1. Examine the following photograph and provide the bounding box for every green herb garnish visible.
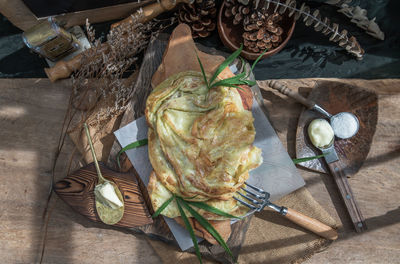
[176,197,202,263]
[116,138,148,169]
[188,201,239,219]
[177,197,235,262]
[151,195,174,218]
[196,44,267,91]
[151,195,239,263]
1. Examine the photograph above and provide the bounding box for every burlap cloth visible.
[146,187,336,264]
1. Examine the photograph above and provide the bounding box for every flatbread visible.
[146,71,262,220]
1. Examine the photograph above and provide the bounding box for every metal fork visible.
[234,182,338,240]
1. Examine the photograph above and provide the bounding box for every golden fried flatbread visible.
[146,71,262,220]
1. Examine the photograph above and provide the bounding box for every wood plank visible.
[0,78,399,263]
[0,78,160,263]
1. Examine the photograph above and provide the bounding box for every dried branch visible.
[262,0,365,60]
[335,4,384,40]
[70,16,176,131]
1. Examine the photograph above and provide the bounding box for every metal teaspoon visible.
[264,80,359,139]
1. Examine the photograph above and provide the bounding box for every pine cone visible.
[178,0,217,38]
[224,0,284,53]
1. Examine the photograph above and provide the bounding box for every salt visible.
[330,112,359,139]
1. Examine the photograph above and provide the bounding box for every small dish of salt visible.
[330,112,360,139]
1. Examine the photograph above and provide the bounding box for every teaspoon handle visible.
[265,80,316,109]
[84,123,106,184]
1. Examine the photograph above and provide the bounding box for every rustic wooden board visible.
[295,81,378,175]
[54,162,153,228]
[1,78,400,263]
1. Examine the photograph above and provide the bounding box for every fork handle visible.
[283,207,338,240]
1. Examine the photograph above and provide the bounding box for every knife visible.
[318,143,367,232]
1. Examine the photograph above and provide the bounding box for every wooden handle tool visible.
[263,80,317,109]
[317,141,367,233]
[111,0,192,29]
[328,161,367,232]
[44,0,192,82]
[283,207,338,240]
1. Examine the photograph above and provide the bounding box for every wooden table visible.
[1,78,399,263]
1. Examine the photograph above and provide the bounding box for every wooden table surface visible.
[1,78,399,263]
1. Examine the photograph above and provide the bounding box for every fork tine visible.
[237,191,263,205]
[233,197,259,211]
[245,182,267,194]
[241,187,264,200]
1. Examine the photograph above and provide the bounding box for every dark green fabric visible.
[1,0,399,79]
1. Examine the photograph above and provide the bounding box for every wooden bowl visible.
[217,1,296,61]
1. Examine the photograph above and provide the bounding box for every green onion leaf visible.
[238,79,256,86]
[187,201,240,219]
[250,48,267,73]
[177,197,235,262]
[196,53,210,90]
[210,72,247,88]
[292,154,326,164]
[151,195,174,218]
[117,138,148,169]
[176,198,202,264]
[209,44,243,87]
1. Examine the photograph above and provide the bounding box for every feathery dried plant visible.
[323,0,385,40]
[70,15,176,132]
[260,0,365,59]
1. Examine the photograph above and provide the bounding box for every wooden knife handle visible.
[284,207,338,240]
[111,0,191,29]
[266,80,316,109]
[328,161,367,232]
